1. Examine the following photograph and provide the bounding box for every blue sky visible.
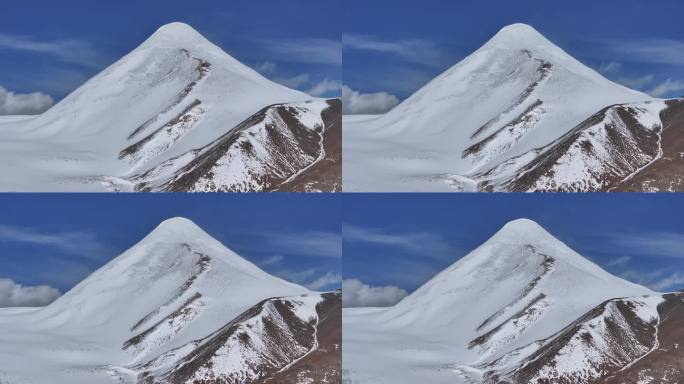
[343,194,684,305]
[343,0,684,108]
[0,194,341,305]
[0,0,341,104]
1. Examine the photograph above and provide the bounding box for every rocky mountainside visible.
[0,218,341,384]
[342,219,683,384]
[343,23,682,192]
[0,22,340,192]
[485,293,684,384]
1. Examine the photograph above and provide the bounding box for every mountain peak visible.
[153,22,202,38]
[484,23,554,50]
[489,218,556,244]
[142,22,211,48]
[144,217,213,243]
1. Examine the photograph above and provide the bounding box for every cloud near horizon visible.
[0,86,54,115]
[342,278,407,307]
[0,278,61,307]
[342,85,399,114]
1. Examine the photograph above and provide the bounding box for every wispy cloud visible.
[649,78,684,97]
[616,74,655,90]
[343,225,456,260]
[607,38,684,66]
[619,269,684,292]
[598,61,622,74]
[0,224,113,260]
[268,231,342,258]
[259,254,284,267]
[609,232,684,259]
[263,38,341,65]
[343,34,447,68]
[253,61,277,75]
[0,33,105,68]
[605,255,631,267]
[342,278,407,307]
[275,73,311,88]
[342,85,399,114]
[0,278,60,307]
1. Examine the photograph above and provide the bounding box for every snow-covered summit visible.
[0,217,337,384]
[483,23,555,50]
[0,21,339,192]
[27,217,308,358]
[343,23,656,192]
[343,219,657,384]
[143,216,215,243]
[374,218,651,363]
[488,218,551,242]
[143,22,212,47]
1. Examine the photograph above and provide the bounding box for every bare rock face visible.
[254,291,342,384]
[599,293,684,384]
[272,99,342,192]
[613,99,684,192]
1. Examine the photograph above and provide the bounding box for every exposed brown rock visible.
[271,99,342,192]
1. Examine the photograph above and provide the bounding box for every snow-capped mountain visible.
[0,218,341,384]
[342,219,683,384]
[343,23,683,192]
[0,22,340,192]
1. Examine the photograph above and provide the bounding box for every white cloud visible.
[275,74,342,97]
[0,278,60,307]
[342,278,407,307]
[275,74,310,89]
[341,85,400,115]
[264,38,341,65]
[0,224,111,260]
[649,78,684,97]
[254,61,276,75]
[308,78,341,97]
[0,86,54,115]
[308,271,341,290]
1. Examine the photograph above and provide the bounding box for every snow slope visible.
[343,23,662,192]
[342,219,653,384]
[0,217,335,384]
[0,22,338,192]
